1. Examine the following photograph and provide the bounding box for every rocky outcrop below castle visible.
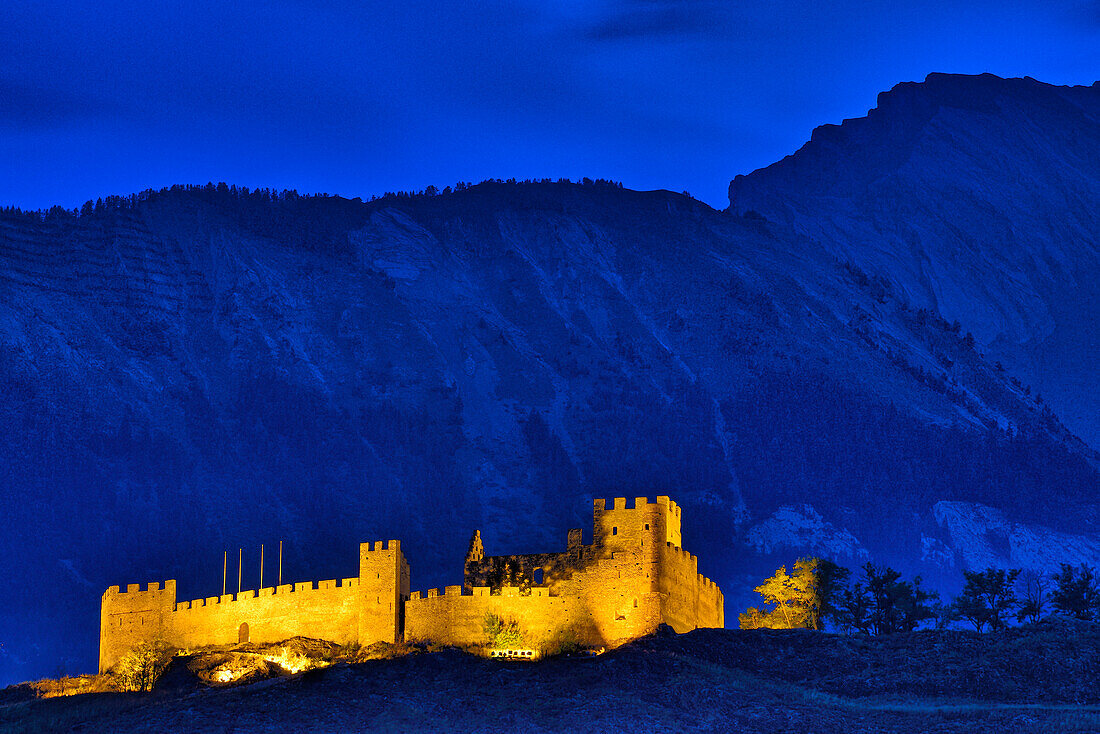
[7,621,1100,733]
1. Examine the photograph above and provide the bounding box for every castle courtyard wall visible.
[170,579,361,651]
[100,579,364,672]
[404,584,664,651]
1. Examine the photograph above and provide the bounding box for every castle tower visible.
[358,540,410,644]
[592,496,682,551]
[99,580,177,674]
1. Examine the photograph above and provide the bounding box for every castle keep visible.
[100,497,723,672]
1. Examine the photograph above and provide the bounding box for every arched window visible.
[239,622,250,644]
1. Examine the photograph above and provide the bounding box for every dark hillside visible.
[5,623,1100,733]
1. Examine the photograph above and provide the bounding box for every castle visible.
[99,496,724,672]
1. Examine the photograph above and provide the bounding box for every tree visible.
[841,563,939,635]
[836,579,873,634]
[950,568,1020,632]
[740,563,802,629]
[1016,570,1049,624]
[114,641,174,692]
[814,558,852,630]
[739,557,849,630]
[1051,564,1099,620]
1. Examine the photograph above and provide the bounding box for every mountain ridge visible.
[728,72,1100,446]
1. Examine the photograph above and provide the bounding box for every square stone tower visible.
[357,540,410,644]
[592,495,682,551]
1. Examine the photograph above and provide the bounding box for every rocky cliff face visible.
[3,75,1100,684]
[729,72,1100,447]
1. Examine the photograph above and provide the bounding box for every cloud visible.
[1085,0,1100,25]
[0,77,116,128]
[583,0,730,41]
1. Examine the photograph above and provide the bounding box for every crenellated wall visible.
[99,540,410,673]
[657,542,724,632]
[100,581,177,674]
[404,580,664,651]
[100,497,721,670]
[170,578,362,652]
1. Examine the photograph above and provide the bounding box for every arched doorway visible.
[238,622,250,643]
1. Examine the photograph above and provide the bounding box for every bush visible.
[542,628,583,657]
[112,641,174,692]
[483,613,524,649]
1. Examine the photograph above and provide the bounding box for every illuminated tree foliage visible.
[113,641,174,692]
[949,568,1021,632]
[739,557,849,630]
[483,613,524,649]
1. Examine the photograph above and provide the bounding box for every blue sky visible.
[1,0,1098,210]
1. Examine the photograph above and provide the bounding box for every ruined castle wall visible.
[404,586,597,650]
[464,547,596,594]
[99,581,177,673]
[170,579,361,650]
[100,498,723,668]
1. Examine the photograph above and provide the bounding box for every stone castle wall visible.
[406,548,667,650]
[99,581,178,674]
[407,496,720,651]
[99,498,723,671]
[99,540,407,673]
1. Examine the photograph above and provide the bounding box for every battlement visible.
[176,577,359,612]
[593,495,680,516]
[663,541,697,563]
[410,584,554,601]
[103,580,176,598]
[363,539,402,552]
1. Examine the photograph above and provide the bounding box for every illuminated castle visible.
[99,496,724,672]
